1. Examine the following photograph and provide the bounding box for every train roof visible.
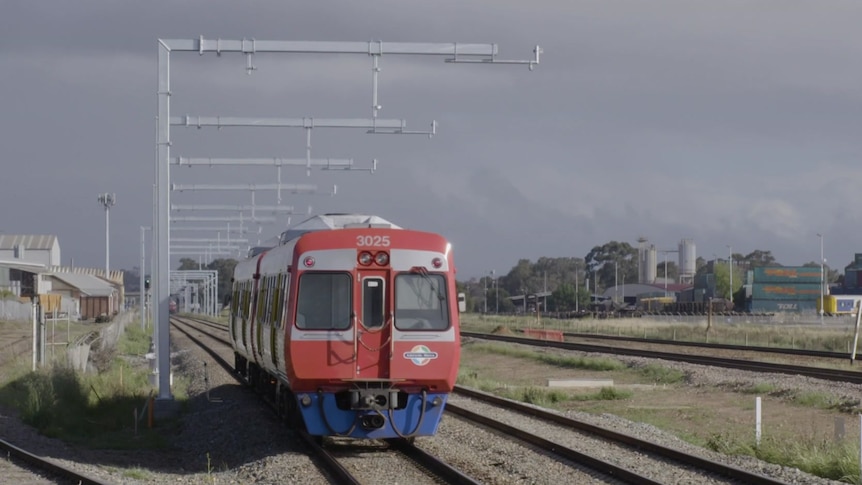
[279,214,401,244]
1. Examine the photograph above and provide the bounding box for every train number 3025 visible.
[356,235,391,247]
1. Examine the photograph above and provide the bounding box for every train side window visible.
[362,278,385,329]
[394,274,449,331]
[296,273,351,330]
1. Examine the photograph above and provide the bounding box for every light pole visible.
[483,274,488,314]
[98,193,116,279]
[727,244,732,302]
[818,233,824,324]
[614,260,618,303]
[492,270,498,314]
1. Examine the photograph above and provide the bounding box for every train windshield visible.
[296,273,352,330]
[394,273,449,331]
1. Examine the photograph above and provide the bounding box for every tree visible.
[656,261,678,281]
[584,241,637,291]
[695,256,706,274]
[123,266,141,292]
[175,257,238,305]
[742,250,777,268]
[549,283,576,311]
[801,261,838,284]
[713,263,742,302]
[177,258,200,271]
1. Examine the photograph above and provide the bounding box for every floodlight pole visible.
[98,193,116,279]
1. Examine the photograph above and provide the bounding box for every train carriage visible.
[230,214,460,439]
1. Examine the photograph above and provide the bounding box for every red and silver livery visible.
[230,214,460,439]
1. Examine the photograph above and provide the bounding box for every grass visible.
[467,342,626,371]
[460,313,862,353]
[459,331,862,483]
[458,368,633,407]
[706,434,860,483]
[120,467,152,480]
[638,363,685,384]
[740,382,777,394]
[0,324,189,449]
[118,324,153,356]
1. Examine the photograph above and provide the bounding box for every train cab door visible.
[355,271,391,379]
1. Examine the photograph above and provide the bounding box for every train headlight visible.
[303,257,315,268]
[299,394,312,407]
[358,251,373,266]
[432,257,443,269]
[374,251,389,266]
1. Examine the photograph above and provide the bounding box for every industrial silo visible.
[642,244,657,284]
[678,239,696,284]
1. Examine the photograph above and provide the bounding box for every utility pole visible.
[483,275,488,314]
[727,244,733,302]
[140,226,151,331]
[492,270,498,314]
[575,268,579,312]
[818,233,824,324]
[98,193,116,279]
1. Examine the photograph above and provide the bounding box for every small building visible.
[0,234,60,297]
[44,272,119,320]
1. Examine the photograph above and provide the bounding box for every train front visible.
[286,228,460,439]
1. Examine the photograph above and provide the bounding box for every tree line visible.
[118,241,844,314]
[458,242,843,313]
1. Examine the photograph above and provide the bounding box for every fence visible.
[0,298,78,322]
[66,310,135,372]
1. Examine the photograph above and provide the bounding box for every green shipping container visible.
[750,283,821,300]
[752,267,822,284]
[748,299,818,312]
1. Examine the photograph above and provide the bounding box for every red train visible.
[229,214,461,439]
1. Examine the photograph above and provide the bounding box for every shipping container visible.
[747,299,818,312]
[750,283,821,300]
[817,295,862,315]
[751,267,822,284]
[80,296,110,320]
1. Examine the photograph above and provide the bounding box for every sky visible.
[2,1,862,280]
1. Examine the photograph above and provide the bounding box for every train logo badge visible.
[404,345,438,366]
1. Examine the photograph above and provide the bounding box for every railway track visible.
[462,331,862,384]
[181,316,801,483]
[171,315,478,484]
[450,386,786,484]
[563,330,851,360]
[0,437,112,485]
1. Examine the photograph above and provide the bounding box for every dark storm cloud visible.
[2,1,862,278]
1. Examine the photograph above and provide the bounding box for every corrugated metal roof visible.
[0,235,57,250]
[0,260,47,272]
[49,272,116,297]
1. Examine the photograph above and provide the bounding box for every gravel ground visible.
[0,324,856,484]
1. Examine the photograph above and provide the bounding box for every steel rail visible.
[562,331,849,360]
[172,316,475,484]
[461,331,862,384]
[0,437,113,485]
[454,386,789,485]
